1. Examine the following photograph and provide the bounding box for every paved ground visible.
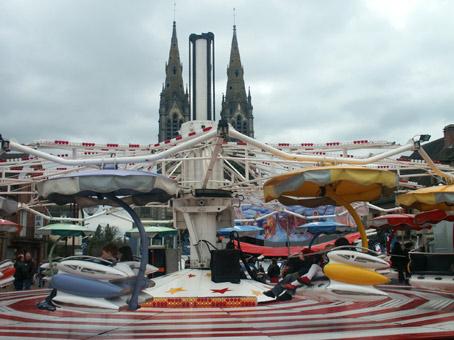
[0,287,453,339]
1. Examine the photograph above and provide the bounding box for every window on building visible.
[166,118,172,138]
[134,207,153,218]
[236,116,243,131]
[170,113,180,138]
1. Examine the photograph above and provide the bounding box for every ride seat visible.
[113,263,135,277]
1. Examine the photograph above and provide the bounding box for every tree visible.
[87,224,123,256]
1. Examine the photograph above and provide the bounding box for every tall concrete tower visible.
[189,32,215,121]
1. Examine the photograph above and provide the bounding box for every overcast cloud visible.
[1,0,453,146]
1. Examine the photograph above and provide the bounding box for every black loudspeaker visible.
[210,249,241,283]
[149,248,166,277]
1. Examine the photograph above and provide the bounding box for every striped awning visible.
[0,219,21,233]
[370,214,424,231]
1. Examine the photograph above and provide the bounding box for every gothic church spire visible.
[225,25,247,102]
[158,21,190,142]
[221,25,254,138]
[164,21,184,93]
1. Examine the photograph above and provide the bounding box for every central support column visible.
[176,121,232,268]
[174,195,233,268]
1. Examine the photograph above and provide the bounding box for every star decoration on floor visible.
[166,287,186,294]
[211,288,231,294]
[188,273,196,278]
[251,289,263,296]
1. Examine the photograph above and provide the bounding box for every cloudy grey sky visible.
[1,0,453,146]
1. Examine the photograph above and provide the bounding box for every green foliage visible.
[46,238,73,258]
[87,224,123,256]
[104,224,118,244]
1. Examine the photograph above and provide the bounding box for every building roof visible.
[410,137,454,164]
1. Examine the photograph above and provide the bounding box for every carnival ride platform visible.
[0,286,453,339]
[141,269,274,308]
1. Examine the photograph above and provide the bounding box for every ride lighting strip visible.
[3,124,450,175]
[31,136,394,152]
[142,296,257,308]
[8,128,218,166]
[228,127,416,165]
[29,126,217,151]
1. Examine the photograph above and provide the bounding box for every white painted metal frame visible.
[1,125,453,221]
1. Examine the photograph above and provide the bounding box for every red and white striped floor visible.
[0,287,453,339]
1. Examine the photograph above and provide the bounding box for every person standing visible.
[403,241,413,284]
[215,233,224,247]
[391,241,405,283]
[23,252,36,290]
[14,254,25,291]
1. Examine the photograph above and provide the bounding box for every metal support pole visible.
[105,194,148,311]
[202,137,224,189]
[46,236,63,276]
[182,212,202,264]
[7,129,218,166]
[325,186,369,249]
[417,146,454,184]
[228,127,415,165]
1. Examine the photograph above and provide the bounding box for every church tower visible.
[158,21,190,142]
[220,25,254,137]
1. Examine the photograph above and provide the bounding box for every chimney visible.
[443,124,454,148]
